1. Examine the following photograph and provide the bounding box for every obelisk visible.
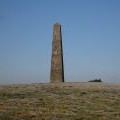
[50,23,64,83]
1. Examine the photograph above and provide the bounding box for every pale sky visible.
[0,0,120,84]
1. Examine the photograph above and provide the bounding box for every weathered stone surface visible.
[50,23,64,83]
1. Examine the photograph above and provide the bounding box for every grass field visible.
[0,82,120,120]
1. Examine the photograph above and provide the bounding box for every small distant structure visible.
[50,23,64,83]
[89,79,102,82]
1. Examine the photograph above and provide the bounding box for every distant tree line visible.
[88,79,102,82]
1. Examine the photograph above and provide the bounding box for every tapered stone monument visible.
[50,23,64,83]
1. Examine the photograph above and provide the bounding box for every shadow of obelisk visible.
[50,23,64,83]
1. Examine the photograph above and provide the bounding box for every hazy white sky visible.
[0,0,120,84]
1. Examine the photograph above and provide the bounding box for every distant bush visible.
[89,79,102,82]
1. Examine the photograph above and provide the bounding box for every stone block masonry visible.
[50,23,64,83]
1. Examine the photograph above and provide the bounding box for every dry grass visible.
[0,82,120,120]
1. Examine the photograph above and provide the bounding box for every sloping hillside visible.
[0,82,120,120]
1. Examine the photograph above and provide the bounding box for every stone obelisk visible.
[50,23,64,83]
